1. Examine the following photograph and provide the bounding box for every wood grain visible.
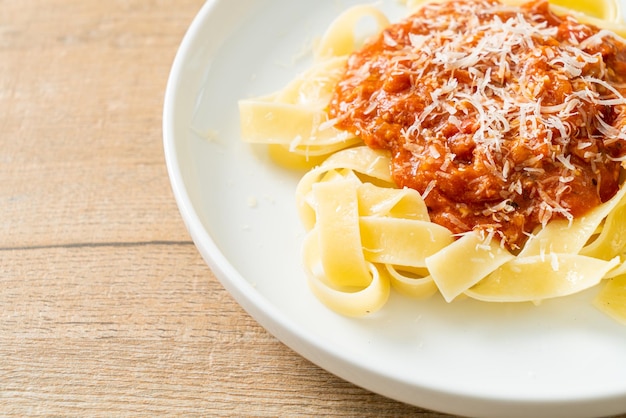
[0,1,449,416]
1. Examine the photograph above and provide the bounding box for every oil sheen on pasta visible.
[328,0,626,249]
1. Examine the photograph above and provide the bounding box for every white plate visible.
[163,1,626,416]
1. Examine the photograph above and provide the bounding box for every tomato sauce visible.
[329,0,626,249]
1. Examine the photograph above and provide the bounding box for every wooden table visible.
[0,1,450,415]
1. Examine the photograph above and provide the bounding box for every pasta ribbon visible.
[465,255,620,302]
[295,146,395,230]
[313,179,372,288]
[315,5,390,59]
[239,57,360,157]
[383,265,438,299]
[519,184,626,257]
[302,226,390,316]
[357,183,429,219]
[426,231,515,302]
[594,274,626,325]
[581,191,626,260]
[361,216,454,267]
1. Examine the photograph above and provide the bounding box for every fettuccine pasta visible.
[239,0,626,322]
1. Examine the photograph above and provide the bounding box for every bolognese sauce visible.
[328,0,626,249]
